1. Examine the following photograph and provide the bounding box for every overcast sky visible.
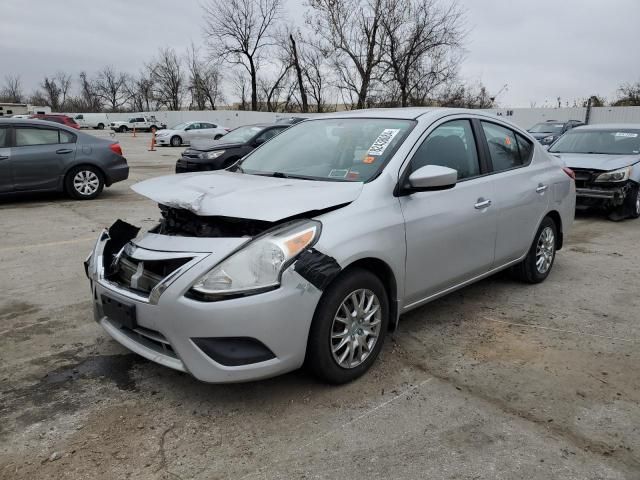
[1,0,639,107]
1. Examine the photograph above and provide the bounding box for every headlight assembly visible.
[201,150,225,160]
[542,135,555,144]
[594,166,631,183]
[189,220,321,300]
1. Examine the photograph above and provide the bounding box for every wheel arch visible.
[340,257,400,331]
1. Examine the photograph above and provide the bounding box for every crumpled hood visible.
[131,170,363,221]
[552,153,640,171]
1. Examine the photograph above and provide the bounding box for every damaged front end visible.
[572,168,634,210]
[86,205,344,306]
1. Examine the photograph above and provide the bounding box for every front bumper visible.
[85,230,322,383]
[155,137,171,145]
[575,183,630,208]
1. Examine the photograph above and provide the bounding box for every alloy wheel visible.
[73,170,100,196]
[535,226,555,274]
[635,190,640,216]
[330,289,382,369]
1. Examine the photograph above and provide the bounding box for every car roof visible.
[308,107,515,122]
[0,117,79,131]
[573,123,640,131]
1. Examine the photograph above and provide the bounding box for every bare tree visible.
[149,48,185,111]
[187,44,224,110]
[94,66,129,112]
[613,80,640,106]
[287,31,309,113]
[307,0,386,109]
[0,74,23,103]
[55,72,73,109]
[78,72,102,112]
[125,72,156,112]
[258,63,292,111]
[381,0,464,107]
[40,76,62,110]
[203,0,282,111]
[300,42,330,112]
[437,80,494,109]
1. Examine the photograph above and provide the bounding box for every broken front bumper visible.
[85,230,322,383]
[575,183,630,207]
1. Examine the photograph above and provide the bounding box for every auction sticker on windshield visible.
[615,132,638,138]
[368,129,401,156]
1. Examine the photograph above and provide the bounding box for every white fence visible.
[71,106,640,130]
[486,106,640,129]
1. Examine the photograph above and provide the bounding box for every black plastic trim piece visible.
[294,248,342,291]
[192,337,276,366]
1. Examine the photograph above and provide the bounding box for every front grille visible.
[182,150,201,159]
[109,251,192,296]
[176,160,206,172]
[572,168,601,189]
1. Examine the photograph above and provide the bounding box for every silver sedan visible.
[85,108,575,384]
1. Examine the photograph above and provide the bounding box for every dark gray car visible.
[0,118,128,199]
[528,120,584,146]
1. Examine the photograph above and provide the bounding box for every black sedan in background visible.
[175,123,289,173]
[0,118,128,199]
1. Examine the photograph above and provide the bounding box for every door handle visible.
[56,149,73,154]
[474,199,492,209]
[536,184,548,194]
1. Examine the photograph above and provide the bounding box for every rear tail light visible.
[110,143,123,156]
[562,167,575,180]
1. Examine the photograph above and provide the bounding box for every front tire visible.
[306,268,389,384]
[511,216,557,283]
[624,183,640,219]
[65,166,104,200]
[119,126,128,133]
[170,135,182,147]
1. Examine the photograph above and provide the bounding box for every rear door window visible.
[481,122,527,172]
[60,130,77,144]
[15,128,60,147]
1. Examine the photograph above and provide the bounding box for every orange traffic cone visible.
[148,131,156,151]
[132,126,136,138]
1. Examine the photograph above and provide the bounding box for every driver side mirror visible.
[254,137,266,146]
[405,165,457,193]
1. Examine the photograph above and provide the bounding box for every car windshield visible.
[529,123,563,134]
[172,122,188,130]
[549,129,640,155]
[235,118,415,182]
[223,125,264,143]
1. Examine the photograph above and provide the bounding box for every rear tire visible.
[306,268,389,384]
[150,125,157,133]
[119,126,128,133]
[170,135,182,147]
[214,134,223,140]
[65,165,104,200]
[97,123,105,130]
[511,216,557,284]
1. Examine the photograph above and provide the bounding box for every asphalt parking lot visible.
[1,129,639,479]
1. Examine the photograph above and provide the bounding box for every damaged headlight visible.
[594,166,631,183]
[201,150,225,160]
[189,220,321,299]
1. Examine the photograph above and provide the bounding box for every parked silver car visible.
[155,121,229,147]
[85,108,575,384]
[548,124,640,220]
[0,118,128,199]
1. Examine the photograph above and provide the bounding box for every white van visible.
[74,113,110,130]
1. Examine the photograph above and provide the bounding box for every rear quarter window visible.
[15,128,60,146]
